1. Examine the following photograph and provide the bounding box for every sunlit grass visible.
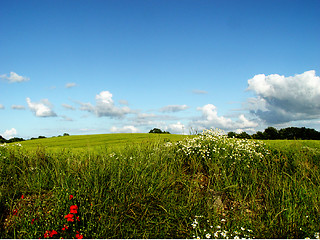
[1,130,320,238]
[19,133,189,151]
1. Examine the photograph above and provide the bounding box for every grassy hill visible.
[2,130,320,239]
[20,133,189,151]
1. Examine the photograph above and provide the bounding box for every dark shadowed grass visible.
[1,131,320,239]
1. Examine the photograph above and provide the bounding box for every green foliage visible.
[1,130,320,238]
[149,128,171,134]
[230,126,320,140]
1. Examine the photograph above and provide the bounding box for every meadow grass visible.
[20,133,188,152]
[1,130,320,239]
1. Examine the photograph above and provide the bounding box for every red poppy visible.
[64,213,74,222]
[49,230,58,238]
[62,224,69,231]
[44,230,50,238]
[21,194,24,199]
[76,216,80,221]
[70,205,78,214]
[69,194,73,200]
[13,209,18,216]
[31,218,35,224]
[76,233,84,239]
[44,230,57,238]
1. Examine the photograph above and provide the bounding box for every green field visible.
[20,133,189,151]
[264,139,320,150]
[1,130,320,239]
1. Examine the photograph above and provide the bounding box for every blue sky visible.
[1,0,320,139]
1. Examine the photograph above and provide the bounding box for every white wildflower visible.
[221,230,228,238]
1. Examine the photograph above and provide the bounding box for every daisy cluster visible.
[175,128,269,169]
[191,216,254,239]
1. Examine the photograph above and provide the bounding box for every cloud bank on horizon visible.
[2,70,319,138]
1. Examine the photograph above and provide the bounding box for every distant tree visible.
[252,131,265,139]
[236,131,252,139]
[38,136,46,139]
[149,128,162,133]
[7,137,25,143]
[149,128,170,134]
[263,127,279,140]
[0,135,6,143]
[63,133,70,136]
[227,132,236,138]
[278,127,320,140]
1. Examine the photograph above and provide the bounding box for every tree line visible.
[0,133,70,144]
[228,127,320,140]
[1,127,320,143]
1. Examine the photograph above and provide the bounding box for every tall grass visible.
[1,130,320,238]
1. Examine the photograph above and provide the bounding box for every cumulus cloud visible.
[80,91,131,118]
[167,122,186,134]
[62,103,75,110]
[2,128,17,139]
[0,72,29,83]
[11,105,25,110]
[0,104,4,109]
[26,97,57,117]
[247,70,320,124]
[110,125,140,133]
[159,104,189,113]
[66,82,77,88]
[194,104,258,131]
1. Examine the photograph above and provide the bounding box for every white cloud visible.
[79,128,97,132]
[110,125,140,133]
[26,97,57,117]
[167,122,186,134]
[194,104,258,131]
[66,82,77,88]
[247,70,320,124]
[61,115,73,121]
[192,89,208,95]
[159,104,189,113]
[0,72,29,83]
[11,105,25,110]
[0,104,4,109]
[62,103,75,110]
[2,128,17,139]
[80,91,131,118]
